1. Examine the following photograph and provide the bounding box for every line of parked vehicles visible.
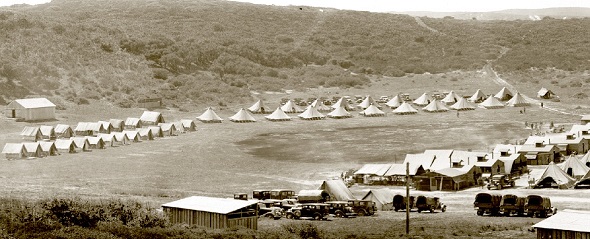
[474,193,556,218]
[392,195,447,213]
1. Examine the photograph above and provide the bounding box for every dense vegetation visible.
[0,0,589,107]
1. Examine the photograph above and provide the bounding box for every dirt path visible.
[413,16,445,35]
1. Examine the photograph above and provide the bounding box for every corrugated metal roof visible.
[162,196,258,214]
[533,209,590,233]
[10,98,55,109]
[354,164,392,175]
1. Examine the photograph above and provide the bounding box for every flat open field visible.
[1,68,589,237]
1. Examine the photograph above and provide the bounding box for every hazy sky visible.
[0,0,51,7]
[231,0,590,12]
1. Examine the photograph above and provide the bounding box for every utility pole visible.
[406,162,410,235]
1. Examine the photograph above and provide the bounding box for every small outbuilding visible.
[6,98,56,121]
[162,196,259,230]
[537,87,555,99]
[533,209,590,238]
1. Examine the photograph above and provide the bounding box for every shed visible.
[533,209,590,239]
[2,143,27,159]
[39,126,56,140]
[140,111,164,126]
[162,196,258,230]
[55,124,74,138]
[362,188,396,211]
[20,126,42,142]
[6,98,56,121]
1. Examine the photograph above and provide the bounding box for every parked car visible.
[525,195,555,218]
[234,193,248,200]
[326,201,357,218]
[285,203,330,220]
[415,196,446,213]
[474,193,502,216]
[253,190,271,200]
[392,194,415,212]
[347,199,376,216]
[487,175,515,190]
[499,194,525,216]
[270,189,295,200]
[261,207,284,220]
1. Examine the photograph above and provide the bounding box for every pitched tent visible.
[172,122,186,134]
[148,126,164,138]
[264,107,292,121]
[560,156,590,179]
[413,93,433,106]
[576,170,590,188]
[39,126,56,140]
[327,107,352,119]
[97,121,114,134]
[441,91,461,105]
[196,107,223,123]
[479,95,505,109]
[494,87,513,101]
[54,124,74,138]
[98,133,119,147]
[247,99,267,114]
[140,111,164,126]
[537,87,554,99]
[109,119,125,132]
[54,139,78,153]
[2,143,27,159]
[469,89,487,103]
[422,100,448,113]
[298,106,325,120]
[158,123,178,136]
[360,104,386,117]
[533,209,590,237]
[533,162,576,189]
[20,126,42,142]
[71,137,91,151]
[74,122,104,136]
[332,97,355,111]
[318,180,355,201]
[112,132,130,145]
[6,98,56,121]
[385,95,403,109]
[450,97,476,111]
[135,128,154,141]
[22,142,43,158]
[122,130,142,142]
[392,102,418,115]
[229,108,257,123]
[506,92,530,107]
[357,95,379,109]
[39,141,58,156]
[180,119,197,132]
[124,117,143,129]
[280,100,304,113]
[361,188,396,211]
[580,151,590,168]
[309,99,332,112]
[85,136,106,149]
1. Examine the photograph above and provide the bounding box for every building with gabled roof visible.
[6,98,56,121]
[517,142,560,165]
[533,209,590,238]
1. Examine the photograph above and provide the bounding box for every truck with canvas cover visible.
[415,196,446,213]
[392,194,415,212]
[525,195,555,218]
[348,199,376,216]
[325,201,357,218]
[487,174,515,190]
[297,190,330,203]
[499,194,525,216]
[474,193,502,216]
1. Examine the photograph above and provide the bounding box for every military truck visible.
[487,175,515,190]
[415,196,446,213]
[499,194,525,216]
[525,195,555,218]
[392,194,415,212]
[474,193,502,216]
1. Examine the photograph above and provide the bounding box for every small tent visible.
[135,128,154,141]
[20,126,42,142]
[413,93,433,106]
[580,151,590,168]
[318,180,355,201]
[196,107,223,123]
[2,143,27,159]
[533,162,576,189]
[560,156,590,179]
[422,100,448,113]
[357,95,379,110]
[71,137,91,151]
[479,95,505,109]
[494,87,513,101]
[450,97,476,111]
[112,132,130,145]
[229,108,257,123]
[247,100,267,114]
[98,134,118,147]
[148,126,164,138]
[158,123,178,136]
[327,107,352,119]
[39,125,56,140]
[22,142,43,158]
[55,124,74,138]
[392,102,418,115]
[537,87,554,99]
[97,121,114,134]
[469,89,487,103]
[124,117,143,129]
[360,104,386,117]
[309,99,332,112]
[6,98,56,121]
[280,100,304,113]
[140,111,165,126]
[74,122,105,136]
[264,107,292,121]
[172,122,186,134]
[298,106,325,120]
[179,119,197,132]
[575,170,590,188]
[385,95,403,109]
[332,97,354,111]
[54,139,78,153]
[362,188,396,211]
[85,136,106,149]
[441,91,461,105]
[109,119,125,132]
[122,130,142,143]
[39,141,58,156]
[506,92,530,107]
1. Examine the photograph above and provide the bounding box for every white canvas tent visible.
[20,126,42,142]
[506,92,530,107]
[537,87,555,99]
[494,87,513,101]
[264,107,292,121]
[280,100,304,113]
[39,125,56,140]
[332,97,354,111]
[422,100,448,113]
[196,107,223,123]
[318,180,355,201]
[327,107,352,119]
[310,99,332,112]
[22,142,43,158]
[229,108,256,123]
[413,93,433,106]
[247,100,267,114]
[125,117,142,129]
[441,91,461,105]
[298,106,325,120]
[360,104,385,117]
[450,97,476,111]
[533,162,576,189]
[55,124,74,138]
[362,188,396,211]
[392,102,418,115]
[140,111,164,125]
[560,156,590,179]
[385,95,403,109]
[469,89,486,103]
[357,95,379,109]
[479,95,505,109]
[2,143,27,159]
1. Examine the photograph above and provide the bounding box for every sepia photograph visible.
[0,0,589,238]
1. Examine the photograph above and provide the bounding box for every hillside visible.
[0,0,589,108]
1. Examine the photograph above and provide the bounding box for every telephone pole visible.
[406,162,410,235]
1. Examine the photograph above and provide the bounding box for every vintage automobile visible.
[234,193,248,200]
[325,201,357,218]
[415,196,446,213]
[525,195,556,218]
[499,194,525,216]
[392,194,415,212]
[474,193,502,216]
[260,207,284,220]
[252,190,271,200]
[285,203,330,220]
[270,189,296,200]
[487,175,515,190]
[347,199,376,216]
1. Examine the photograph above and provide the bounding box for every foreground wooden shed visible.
[533,209,590,239]
[162,196,258,230]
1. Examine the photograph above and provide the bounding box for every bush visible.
[282,223,323,239]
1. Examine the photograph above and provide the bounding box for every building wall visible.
[163,207,257,230]
[537,228,590,239]
[17,107,55,121]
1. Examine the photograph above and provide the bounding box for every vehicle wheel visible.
[476,210,483,216]
[335,210,344,218]
[357,210,366,217]
[313,213,322,221]
[418,209,422,213]
[286,214,293,219]
[294,210,301,218]
[430,208,434,213]
[441,206,446,212]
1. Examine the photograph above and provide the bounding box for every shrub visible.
[282,223,323,239]
[570,80,582,87]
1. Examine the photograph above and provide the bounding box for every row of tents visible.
[533,155,590,189]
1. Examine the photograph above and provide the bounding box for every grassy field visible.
[1,69,588,237]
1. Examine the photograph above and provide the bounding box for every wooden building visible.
[415,165,481,191]
[6,98,56,121]
[138,98,162,109]
[533,209,590,239]
[162,196,258,230]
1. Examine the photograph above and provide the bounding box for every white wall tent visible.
[20,126,42,142]
[6,98,56,121]
[122,130,142,142]
[135,128,154,141]
[109,119,125,132]
[39,141,58,156]
[39,125,56,140]
[180,119,197,131]
[362,188,396,211]
[55,124,74,138]
[85,136,106,149]
[71,137,91,152]
[125,117,142,129]
[158,123,178,136]
[2,143,27,159]
[54,139,78,153]
[140,111,165,125]
[22,142,43,158]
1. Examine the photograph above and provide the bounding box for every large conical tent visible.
[385,95,403,108]
[309,99,332,112]
[413,93,433,106]
[332,97,354,111]
[580,151,590,168]
[298,106,325,120]
[506,92,530,107]
[247,100,267,114]
[441,91,461,105]
[327,107,352,119]
[560,156,590,179]
[575,170,590,188]
[265,107,292,121]
[392,102,418,115]
[360,104,385,117]
[533,162,576,189]
[479,95,505,109]
[196,107,223,123]
[450,97,476,111]
[281,100,304,113]
[422,100,448,113]
[229,108,256,123]
[357,95,379,109]
[469,89,486,103]
[494,87,513,101]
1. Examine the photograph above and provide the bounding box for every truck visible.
[474,193,502,216]
[499,194,525,216]
[415,196,446,213]
[392,194,415,212]
[487,175,515,190]
[525,195,555,218]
